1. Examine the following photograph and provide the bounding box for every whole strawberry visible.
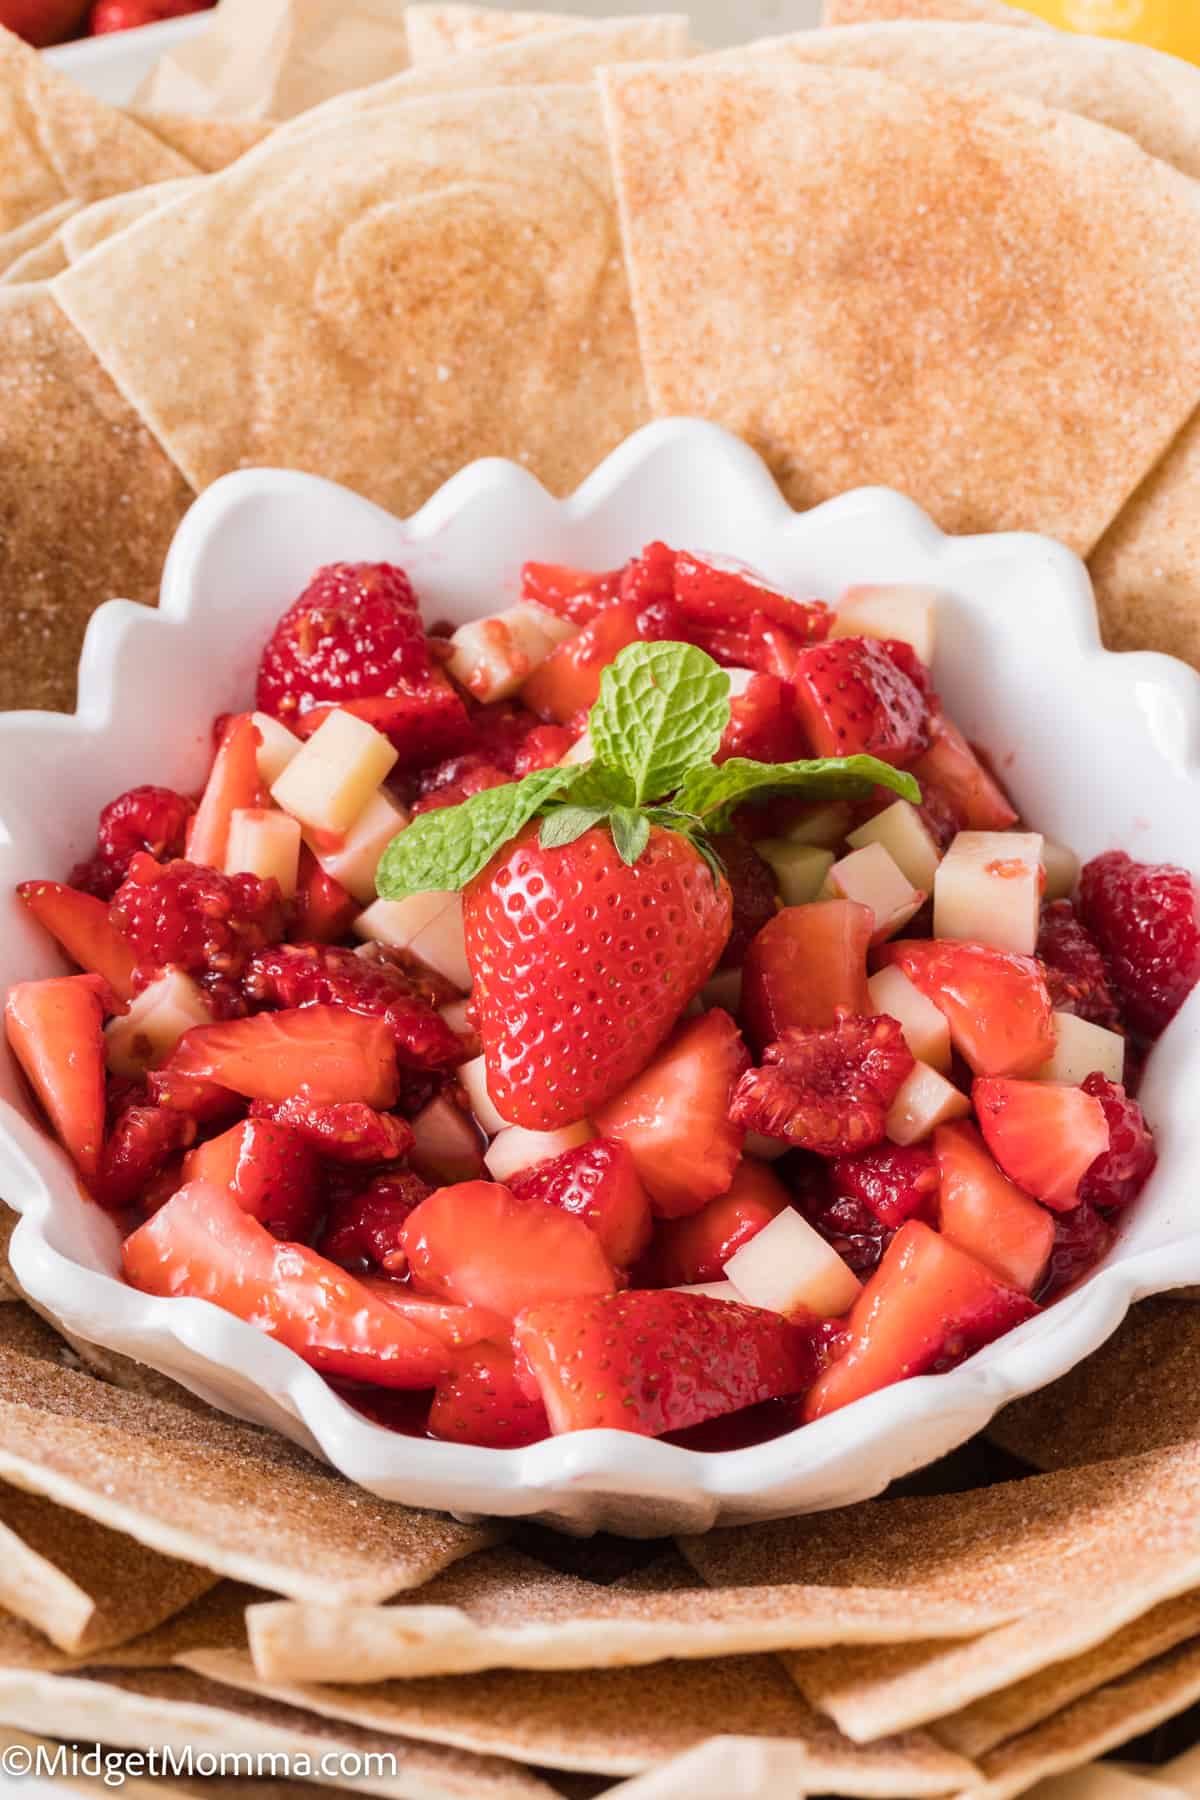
[87,0,211,31]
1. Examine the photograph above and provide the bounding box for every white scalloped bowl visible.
[2,419,1199,1537]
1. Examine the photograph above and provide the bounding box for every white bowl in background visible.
[45,13,207,107]
[1,418,1198,1536]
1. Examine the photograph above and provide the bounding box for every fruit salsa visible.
[7,549,1197,1450]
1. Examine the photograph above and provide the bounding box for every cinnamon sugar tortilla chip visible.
[1,235,69,285]
[405,6,576,64]
[95,1581,264,1670]
[128,111,273,171]
[824,0,1047,24]
[54,85,648,517]
[592,1738,809,1798]
[60,181,202,265]
[0,202,81,284]
[1162,1744,1200,1791]
[1087,418,1200,669]
[600,62,1200,554]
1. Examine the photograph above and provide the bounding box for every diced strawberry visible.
[934,1120,1054,1295]
[804,1220,1038,1420]
[5,976,107,1180]
[521,603,644,723]
[317,1170,432,1273]
[184,1117,323,1240]
[413,753,511,816]
[249,1096,412,1165]
[256,562,428,723]
[289,848,359,944]
[1040,1201,1115,1301]
[513,724,575,775]
[789,639,927,765]
[593,1010,750,1219]
[617,540,676,613]
[151,1006,398,1111]
[909,714,1018,831]
[830,1142,939,1230]
[402,1180,617,1316]
[742,901,873,1053]
[187,714,265,870]
[18,880,136,1000]
[654,1157,789,1286]
[716,673,809,766]
[520,561,622,626]
[110,856,285,993]
[359,1278,508,1352]
[508,1138,651,1270]
[93,1100,196,1213]
[1078,1073,1156,1212]
[290,676,472,767]
[974,1078,1110,1211]
[69,785,195,900]
[715,834,779,970]
[730,1015,914,1157]
[515,1289,823,1437]
[1037,901,1122,1031]
[883,940,1056,1078]
[1078,850,1200,1040]
[793,1157,892,1278]
[428,1346,550,1449]
[243,943,463,1070]
[662,551,830,667]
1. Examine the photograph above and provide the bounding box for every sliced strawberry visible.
[731,1015,914,1156]
[124,1180,455,1388]
[187,714,265,870]
[151,1006,398,1111]
[92,1099,195,1213]
[508,1138,651,1269]
[594,1010,750,1219]
[5,976,107,1180]
[18,880,136,1000]
[790,639,927,765]
[520,603,644,723]
[402,1180,617,1317]
[244,944,462,1071]
[359,1277,508,1353]
[671,551,830,644]
[742,902,873,1054]
[830,1142,939,1230]
[654,1157,789,1286]
[883,940,1056,1078]
[974,1078,1110,1211]
[428,1346,550,1449]
[255,561,427,721]
[291,677,472,767]
[934,1120,1054,1295]
[804,1220,1038,1420]
[289,848,358,945]
[317,1170,432,1273]
[184,1117,323,1240]
[515,1289,823,1437]
[1078,1073,1156,1212]
[910,713,1017,831]
[248,1096,412,1164]
[717,673,809,765]
[715,834,779,970]
[521,561,622,626]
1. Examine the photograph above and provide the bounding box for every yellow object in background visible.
[1011,0,1200,60]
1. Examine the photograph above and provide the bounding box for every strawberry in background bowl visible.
[0,0,211,45]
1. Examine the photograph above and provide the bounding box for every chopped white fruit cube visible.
[447,604,575,704]
[724,668,757,700]
[1035,1012,1125,1087]
[104,970,212,1078]
[744,1130,790,1162]
[824,842,925,944]
[270,709,398,835]
[485,1119,592,1185]
[559,727,593,766]
[724,1208,860,1320]
[777,802,853,849]
[1042,839,1081,904]
[410,1095,484,1186]
[356,890,456,949]
[307,789,409,905]
[251,712,303,787]
[933,830,1044,956]
[755,841,834,908]
[459,1054,513,1136]
[225,807,302,898]
[670,1280,758,1306]
[409,893,470,991]
[868,965,952,1073]
[701,967,743,1014]
[831,584,938,664]
[439,998,474,1037]
[886,1062,970,1146]
[847,800,941,895]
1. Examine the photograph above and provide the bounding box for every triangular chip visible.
[592,1738,809,1799]
[61,181,203,266]
[0,201,81,284]
[128,111,273,172]
[406,5,577,63]
[600,61,1200,554]
[54,85,648,516]
[1089,415,1200,669]
[824,0,1047,24]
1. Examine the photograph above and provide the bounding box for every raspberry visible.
[1078,1073,1156,1212]
[513,724,574,775]
[249,1097,413,1165]
[730,1015,915,1156]
[243,943,463,1069]
[715,835,779,970]
[412,755,510,815]
[831,1142,939,1228]
[1037,900,1122,1031]
[317,1171,431,1274]
[111,857,284,992]
[1040,1201,1114,1302]
[255,563,428,723]
[412,703,561,812]
[789,1155,891,1275]
[92,1101,195,1211]
[1078,851,1200,1039]
[70,785,195,900]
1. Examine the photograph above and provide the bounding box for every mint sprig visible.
[590,642,730,805]
[376,764,584,900]
[678,754,920,834]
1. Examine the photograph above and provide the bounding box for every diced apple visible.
[559,727,593,767]
[447,604,576,704]
[824,843,925,945]
[830,584,938,664]
[409,893,470,990]
[104,970,212,1079]
[225,808,302,898]
[755,841,834,907]
[701,967,743,1014]
[1042,839,1080,904]
[933,831,1044,957]
[409,1094,486,1186]
[724,1208,861,1320]
[439,998,474,1037]
[777,802,853,849]
[270,709,398,835]
[484,1119,593,1185]
[356,890,455,950]
[886,1062,970,1146]
[306,788,409,905]
[847,801,941,895]
[744,1131,790,1162]
[1035,1012,1125,1087]
[670,1280,757,1305]
[252,712,302,786]
[867,965,952,1073]
[459,1053,513,1135]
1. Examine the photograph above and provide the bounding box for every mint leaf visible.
[567,761,637,810]
[376,765,582,898]
[678,755,920,833]
[539,806,607,851]
[590,642,730,806]
[610,806,650,867]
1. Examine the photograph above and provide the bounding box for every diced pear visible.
[355,891,456,950]
[724,668,757,700]
[1035,1012,1125,1086]
[447,604,575,704]
[104,970,212,1078]
[409,893,470,990]
[307,788,409,905]
[701,967,743,1014]
[484,1119,592,1185]
[439,998,474,1037]
[251,712,302,787]
[1042,839,1081,904]
[831,584,938,664]
[847,800,941,895]
[225,808,302,898]
[755,841,834,908]
[559,727,593,766]
[670,1280,757,1306]
[410,1095,485,1186]
[824,842,925,944]
[933,830,1044,956]
[777,802,853,849]
[868,965,952,1073]
[744,1130,790,1162]
[724,1208,860,1319]
[270,709,398,835]
[886,1063,970,1146]
[459,1053,513,1136]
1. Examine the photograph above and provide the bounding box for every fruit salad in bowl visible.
[6,526,1190,1457]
